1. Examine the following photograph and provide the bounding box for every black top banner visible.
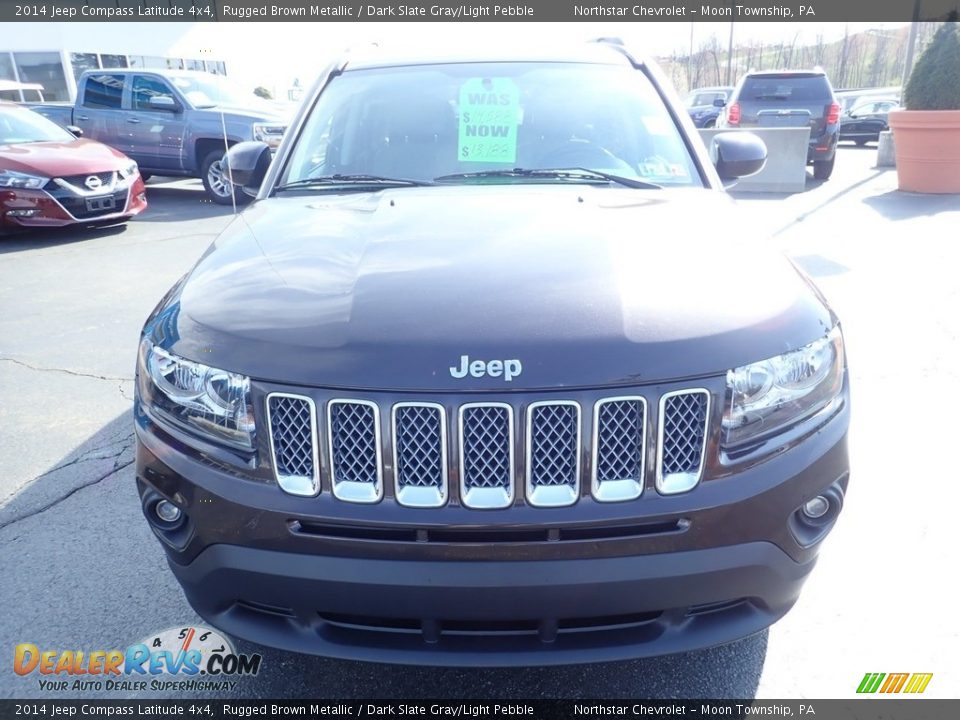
[0,700,958,720]
[1,0,959,22]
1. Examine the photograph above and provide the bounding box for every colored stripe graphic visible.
[903,673,933,694]
[880,673,909,693]
[857,673,885,693]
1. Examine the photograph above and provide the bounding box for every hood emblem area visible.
[450,355,522,382]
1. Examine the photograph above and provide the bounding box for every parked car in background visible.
[684,86,733,127]
[26,69,288,204]
[0,80,47,103]
[839,98,899,145]
[719,69,841,180]
[0,101,146,235]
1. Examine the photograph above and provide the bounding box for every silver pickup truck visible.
[28,69,289,204]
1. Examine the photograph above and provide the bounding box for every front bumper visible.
[135,379,849,665]
[0,175,146,232]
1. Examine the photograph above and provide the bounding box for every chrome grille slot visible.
[266,393,319,497]
[657,389,710,495]
[459,403,514,509]
[526,401,580,507]
[592,397,646,502]
[393,402,447,508]
[328,400,382,503]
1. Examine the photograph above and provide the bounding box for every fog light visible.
[155,500,181,523]
[802,495,830,519]
[6,209,39,218]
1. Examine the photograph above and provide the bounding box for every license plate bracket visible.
[85,195,115,212]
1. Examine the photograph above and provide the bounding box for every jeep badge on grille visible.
[450,355,522,382]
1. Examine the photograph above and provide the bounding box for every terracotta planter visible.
[888,110,960,193]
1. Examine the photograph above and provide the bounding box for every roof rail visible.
[590,37,644,68]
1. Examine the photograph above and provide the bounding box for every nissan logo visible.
[84,176,102,191]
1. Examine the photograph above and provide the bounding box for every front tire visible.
[813,156,835,181]
[200,150,251,206]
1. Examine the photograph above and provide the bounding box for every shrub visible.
[903,20,960,110]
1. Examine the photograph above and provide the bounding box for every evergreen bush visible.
[903,20,960,110]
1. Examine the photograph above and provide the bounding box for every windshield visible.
[0,105,74,144]
[283,62,702,188]
[169,75,265,109]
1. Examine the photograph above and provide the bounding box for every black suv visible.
[719,69,841,180]
[134,43,850,666]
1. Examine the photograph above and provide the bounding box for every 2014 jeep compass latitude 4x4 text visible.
[135,43,850,666]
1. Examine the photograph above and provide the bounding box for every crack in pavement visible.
[0,356,134,383]
[23,432,136,485]
[0,444,135,532]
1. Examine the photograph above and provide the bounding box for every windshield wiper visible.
[275,174,433,192]
[433,167,662,190]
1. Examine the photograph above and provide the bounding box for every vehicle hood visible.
[0,138,131,177]
[151,186,835,390]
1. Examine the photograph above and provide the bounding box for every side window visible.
[132,75,175,111]
[82,74,124,109]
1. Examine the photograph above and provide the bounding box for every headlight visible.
[138,338,255,450]
[252,123,285,148]
[118,161,139,180]
[722,326,844,449]
[0,170,47,189]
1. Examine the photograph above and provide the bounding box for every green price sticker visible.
[458,77,520,164]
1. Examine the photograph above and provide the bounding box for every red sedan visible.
[1,101,146,235]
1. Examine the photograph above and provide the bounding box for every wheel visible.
[854,139,869,147]
[703,118,717,129]
[813,156,835,181]
[200,149,251,206]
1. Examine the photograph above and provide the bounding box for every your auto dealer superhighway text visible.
[221,5,534,18]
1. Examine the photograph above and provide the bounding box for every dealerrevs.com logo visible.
[13,626,262,693]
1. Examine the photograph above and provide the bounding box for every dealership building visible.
[0,23,226,102]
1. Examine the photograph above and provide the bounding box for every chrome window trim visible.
[392,401,448,509]
[591,396,647,503]
[656,388,711,495]
[265,392,320,497]
[327,398,383,504]
[458,402,514,510]
[525,400,581,508]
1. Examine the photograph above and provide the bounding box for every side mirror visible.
[66,125,83,138]
[148,96,180,112]
[713,98,727,107]
[223,141,272,197]
[711,132,767,180]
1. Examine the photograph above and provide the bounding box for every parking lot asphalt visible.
[2,148,958,700]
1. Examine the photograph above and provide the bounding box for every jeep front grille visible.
[392,402,447,508]
[328,400,382,503]
[657,389,710,495]
[459,403,514,509]
[592,397,647,501]
[526,401,580,507]
[265,389,711,505]
[266,393,319,497]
